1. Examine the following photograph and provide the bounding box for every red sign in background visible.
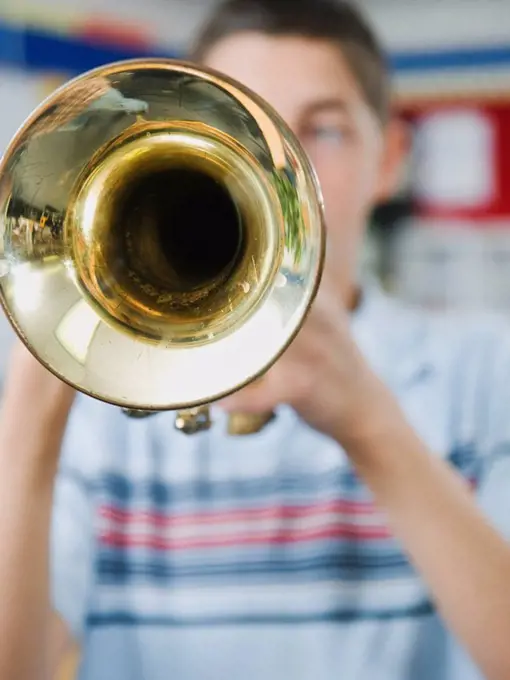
[401,102,510,223]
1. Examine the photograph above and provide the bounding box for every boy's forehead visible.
[203,33,364,119]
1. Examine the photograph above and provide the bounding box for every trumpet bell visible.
[0,59,324,415]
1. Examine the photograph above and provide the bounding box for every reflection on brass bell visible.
[0,58,325,437]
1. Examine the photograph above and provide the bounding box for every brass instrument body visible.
[0,59,325,433]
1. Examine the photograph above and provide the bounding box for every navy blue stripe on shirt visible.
[91,446,478,509]
[86,601,435,628]
[96,552,414,584]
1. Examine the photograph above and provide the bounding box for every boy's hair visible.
[190,0,391,125]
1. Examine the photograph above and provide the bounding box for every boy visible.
[1,1,510,679]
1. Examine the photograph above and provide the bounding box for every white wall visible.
[360,0,510,51]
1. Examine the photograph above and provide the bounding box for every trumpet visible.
[0,59,325,435]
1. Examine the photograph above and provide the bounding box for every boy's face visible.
[203,33,404,301]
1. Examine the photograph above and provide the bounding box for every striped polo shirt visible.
[50,283,510,680]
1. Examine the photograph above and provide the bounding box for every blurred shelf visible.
[0,18,509,86]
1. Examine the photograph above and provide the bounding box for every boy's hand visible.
[0,342,76,465]
[219,283,393,445]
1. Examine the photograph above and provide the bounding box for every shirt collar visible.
[350,280,433,390]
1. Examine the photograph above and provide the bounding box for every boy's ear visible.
[374,115,411,203]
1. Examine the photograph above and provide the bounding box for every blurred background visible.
[0,0,509,367]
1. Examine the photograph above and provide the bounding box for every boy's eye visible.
[305,124,347,144]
